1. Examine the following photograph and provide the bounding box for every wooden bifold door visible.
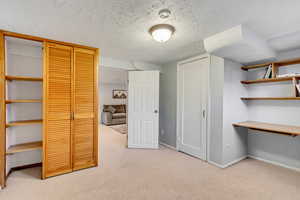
[43,42,98,178]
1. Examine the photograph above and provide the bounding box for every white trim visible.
[176,62,180,151]
[159,142,177,151]
[208,160,225,168]
[248,155,300,172]
[127,145,159,149]
[209,155,300,172]
[206,55,212,163]
[223,156,248,168]
[177,53,210,66]
[208,156,247,168]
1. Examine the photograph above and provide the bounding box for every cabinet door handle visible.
[71,112,75,120]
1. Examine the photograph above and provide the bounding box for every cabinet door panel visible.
[73,48,98,170]
[43,43,73,178]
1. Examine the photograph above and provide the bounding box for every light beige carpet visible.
[1,125,300,200]
[110,124,127,134]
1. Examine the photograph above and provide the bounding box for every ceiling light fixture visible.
[149,24,175,43]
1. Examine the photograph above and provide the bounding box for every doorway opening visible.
[100,67,128,143]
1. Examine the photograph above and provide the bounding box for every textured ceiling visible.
[1,0,300,65]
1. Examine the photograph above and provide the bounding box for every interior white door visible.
[128,71,159,149]
[177,57,208,160]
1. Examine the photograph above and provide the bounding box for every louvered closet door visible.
[43,43,73,178]
[73,48,98,170]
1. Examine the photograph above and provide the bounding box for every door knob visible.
[154,110,158,114]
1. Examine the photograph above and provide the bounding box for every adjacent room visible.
[0,1,300,200]
[100,67,128,136]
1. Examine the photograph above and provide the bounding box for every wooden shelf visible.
[276,58,300,67]
[233,121,300,137]
[241,97,300,100]
[6,119,43,127]
[6,141,42,155]
[242,58,300,71]
[5,75,43,82]
[5,99,42,104]
[241,62,272,71]
[241,76,300,84]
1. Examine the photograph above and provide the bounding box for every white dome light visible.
[149,24,175,43]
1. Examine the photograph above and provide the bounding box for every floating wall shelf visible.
[241,76,300,84]
[241,58,300,71]
[240,57,300,100]
[241,97,300,100]
[233,121,300,137]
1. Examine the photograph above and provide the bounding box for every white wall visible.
[100,83,127,107]
[159,62,177,147]
[208,56,224,164]
[208,56,248,166]
[100,66,128,85]
[5,38,42,174]
[246,48,300,169]
[222,59,248,165]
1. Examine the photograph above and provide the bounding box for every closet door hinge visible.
[71,112,75,120]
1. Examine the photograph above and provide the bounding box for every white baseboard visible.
[223,155,248,168]
[208,160,225,168]
[128,144,159,149]
[159,142,177,151]
[208,155,300,172]
[208,155,248,169]
[248,155,300,172]
[159,143,300,172]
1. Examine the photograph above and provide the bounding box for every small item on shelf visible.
[262,66,268,78]
[264,65,272,79]
[296,84,300,94]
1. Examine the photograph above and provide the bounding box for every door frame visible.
[0,31,6,188]
[176,53,211,161]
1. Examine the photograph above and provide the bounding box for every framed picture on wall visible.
[113,89,127,99]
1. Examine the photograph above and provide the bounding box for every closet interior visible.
[5,37,43,176]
